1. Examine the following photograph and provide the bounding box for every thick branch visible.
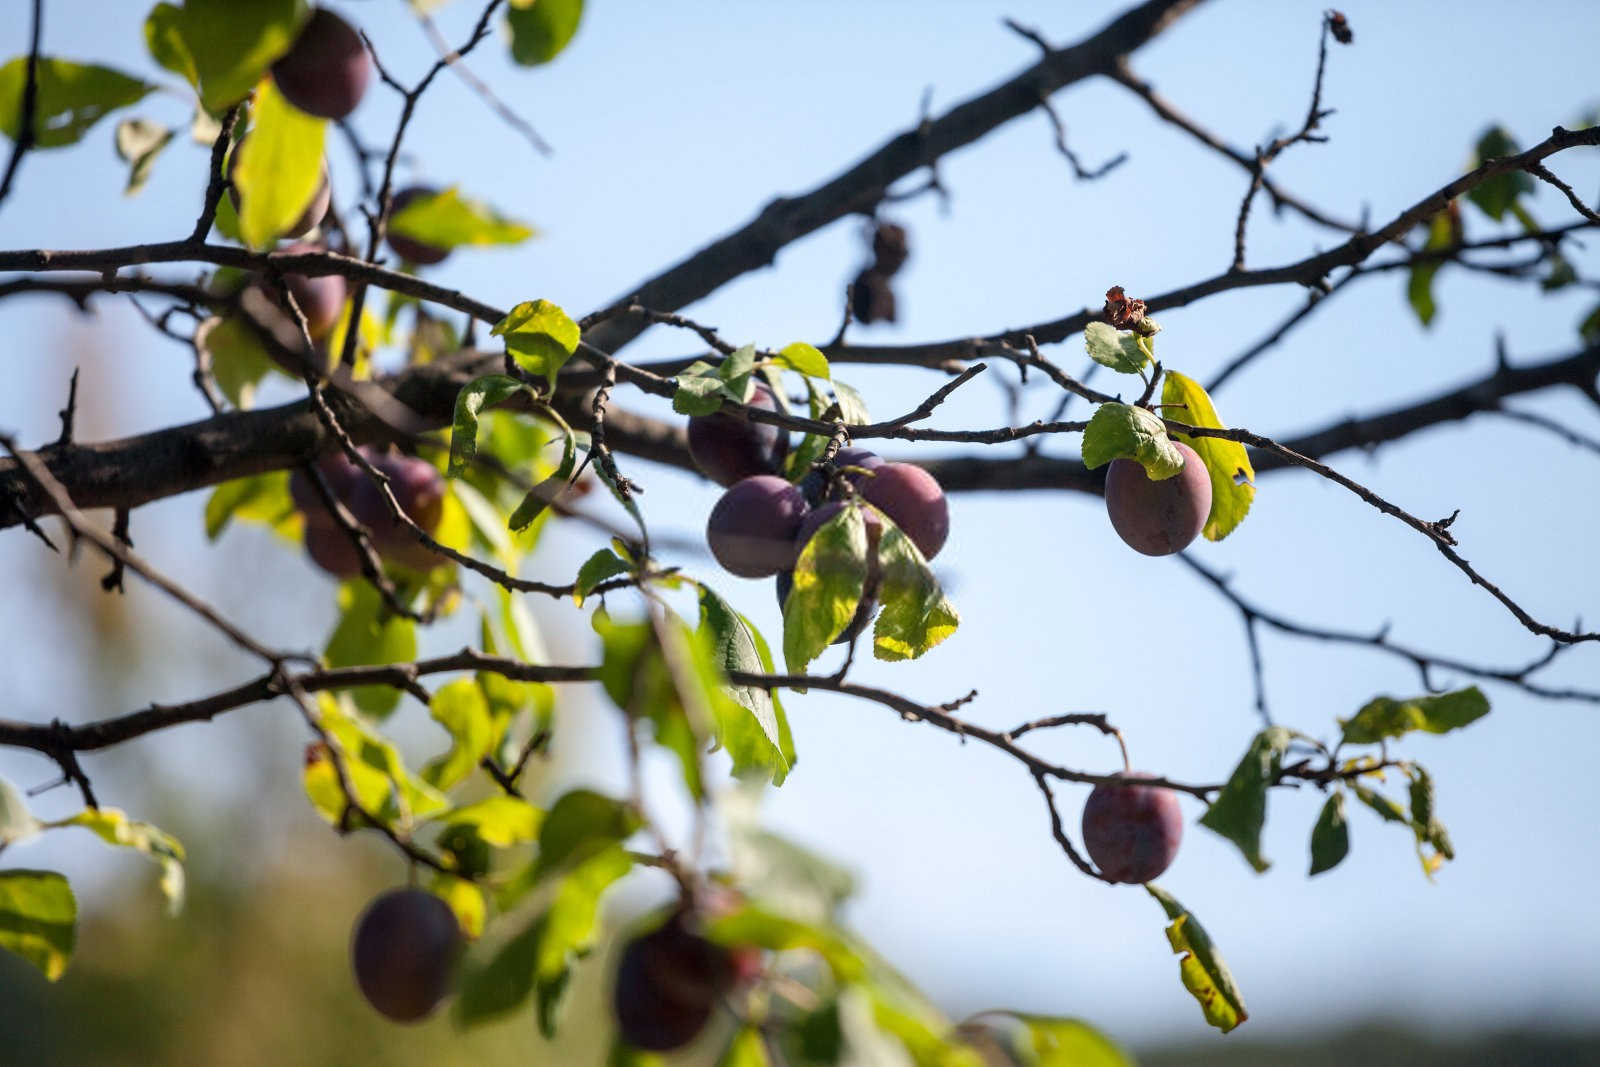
[580,0,1205,354]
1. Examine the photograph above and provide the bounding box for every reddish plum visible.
[1103,441,1211,556]
[687,381,790,487]
[271,8,372,120]
[860,462,948,560]
[706,475,808,578]
[1081,773,1184,884]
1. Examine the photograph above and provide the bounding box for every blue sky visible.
[1,0,1598,1049]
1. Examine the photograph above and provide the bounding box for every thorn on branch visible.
[56,368,79,447]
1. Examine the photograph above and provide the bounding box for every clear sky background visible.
[2,0,1598,1051]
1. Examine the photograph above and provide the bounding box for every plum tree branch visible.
[0,0,44,211]
[578,0,1207,355]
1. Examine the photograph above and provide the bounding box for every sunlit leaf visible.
[1160,370,1254,541]
[1080,402,1183,479]
[0,57,153,148]
[1146,885,1248,1034]
[0,871,75,981]
[506,0,584,66]
[233,77,326,249]
[1338,687,1489,745]
[390,186,534,248]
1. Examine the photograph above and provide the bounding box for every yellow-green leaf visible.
[492,299,580,384]
[56,808,186,914]
[233,78,326,249]
[173,0,308,114]
[1146,885,1248,1034]
[1161,370,1255,541]
[390,186,534,249]
[0,871,76,981]
[506,0,584,66]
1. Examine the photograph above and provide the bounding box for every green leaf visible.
[831,380,870,425]
[421,679,494,790]
[534,844,631,1036]
[1080,402,1184,479]
[1160,370,1255,541]
[492,299,580,385]
[233,77,326,249]
[719,344,759,402]
[0,871,76,981]
[1338,686,1490,745]
[776,341,831,379]
[1145,885,1248,1034]
[506,0,584,66]
[113,117,175,195]
[699,588,794,784]
[431,872,486,939]
[592,611,706,799]
[1198,726,1293,873]
[574,548,631,605]
[707,906,865,982]
[1354,776,1454,880]
[1083,321,1150,375]
[454,845,630,1033]
[783,503,868,672]
[174,0,307,114]
[1407,766,1455,878]
[454,913,541,1027]
[672,369,729,416]
[609,1043,665,1067]
[533,789,639,882]
[508,421,578,531]
[0,57,154,148]
[1308,792,1350,876]
[55,808,186,914]
[721,1027,771,1067]
[323,582,418,719]
[204,471,300,542]
[1466,126,1534,221]
[0,776,39,846]
[303,694,449,827]
[196,313,277,409]
[1406,208,1455,327]
[872,517,959,662]
[144,4,198,88]
[449,374,525,476]
[437,794,544,848]
[1008,1015,1133,1067]
[1352,783,1409,825]
[868,994,983,1067]
[390,186,535,249]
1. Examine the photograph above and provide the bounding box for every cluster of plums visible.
[1081,774,1184,884]
[288,447,446,578]
[690,384,948,630]
[1103,441,1212,556]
